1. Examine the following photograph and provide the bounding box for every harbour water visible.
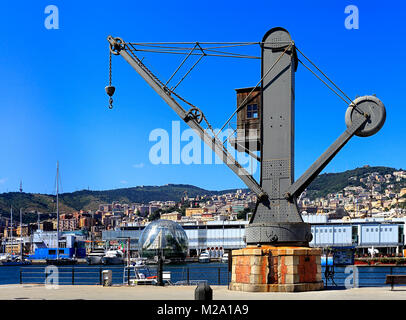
[1,263,406,288]
[0,262,230,286]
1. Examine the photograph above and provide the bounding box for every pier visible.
[0,284,405,300]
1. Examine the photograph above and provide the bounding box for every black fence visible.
[19,265,230,286]
[19,265,406,288]
[323,265,406,288]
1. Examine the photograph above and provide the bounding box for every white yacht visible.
[86,249,105,265]
[130,256,147,266]
[221,253,229,263]
[101,249,124,265]
[0,253,11,263]
[198,251,210,263]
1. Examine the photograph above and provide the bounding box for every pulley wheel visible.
[187,107,203,124]
[345,95,386,137]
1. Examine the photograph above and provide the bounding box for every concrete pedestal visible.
[229,246,323,292]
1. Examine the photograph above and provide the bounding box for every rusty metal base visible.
[229,245,324,293]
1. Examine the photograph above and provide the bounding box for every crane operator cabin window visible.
[247,104,258,119]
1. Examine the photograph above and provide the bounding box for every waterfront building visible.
[303,214,405,255]
[102,220,247,256]
[102,215,406,257]
[185,207,207,217]
[27,230,87,260]
[59,214,78,231]
[16,225,29,237]
[160,212,181,221]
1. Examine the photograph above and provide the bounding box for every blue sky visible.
[0,0,404,194]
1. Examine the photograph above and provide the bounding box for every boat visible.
[221,253,229,263]
[198,251,210,263]
[45,162,76,266]
[101,249,125,265]
[86,248,106,265]
[125,264,160,285]
[0,253,11,262]
[87,252,104,265]
[0,253,31,266]
[130,256,148,267]
[0,207,32,266]
[0,257,31,266]
[46,257,77,265]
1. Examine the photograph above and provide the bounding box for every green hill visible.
[0,166,403,223]
[305,166,402,200]
[0,184,247,223]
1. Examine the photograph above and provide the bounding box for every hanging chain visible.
[109,50,112,86]
[105,50,115,109]
[108,51,113,109]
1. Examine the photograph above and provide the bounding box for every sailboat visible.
[45,162,77,265]
[0,207,31,266]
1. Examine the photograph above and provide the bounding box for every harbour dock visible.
[0,284,405,300]
[30,259,88,265]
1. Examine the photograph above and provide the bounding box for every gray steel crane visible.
[106,27,386,246]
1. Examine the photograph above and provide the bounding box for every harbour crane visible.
[105,27,386,246]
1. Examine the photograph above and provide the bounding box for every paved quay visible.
[0,284,405,300]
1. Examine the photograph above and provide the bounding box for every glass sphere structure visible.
[138,219,188,261]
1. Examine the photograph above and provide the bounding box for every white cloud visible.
[132,163,145,169]
[120,180,128,185]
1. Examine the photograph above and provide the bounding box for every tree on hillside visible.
[237,207,252,220]
[148,210,161,221]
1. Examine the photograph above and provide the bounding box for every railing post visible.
[187,268,190,285]
[19,269,22,284]
[127,267,130,285]
[218,267,221,285]
[72,267,75,285]
[99,267,102,285]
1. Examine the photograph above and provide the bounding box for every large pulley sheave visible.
[345,95,386,137]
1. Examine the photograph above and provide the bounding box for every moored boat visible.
[0,253,32,266]
[198,251,210,263]
[46,257,77,265]
[101,249,125,265]
[86,248,106,265]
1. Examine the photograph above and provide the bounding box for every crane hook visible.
[105,85,115,109]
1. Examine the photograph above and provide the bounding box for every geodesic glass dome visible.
[138,219,188,261]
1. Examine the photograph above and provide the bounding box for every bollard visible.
[102,270,112,286]
[156,254,164,286]
[194,282,212,300]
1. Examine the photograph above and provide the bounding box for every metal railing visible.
[19,265,230,286]
[19,265,406,288]
[323,265,406,288]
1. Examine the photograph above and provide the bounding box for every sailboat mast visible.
[10,206,13,256]
[20,208,23,260]
[56,161,59,260]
